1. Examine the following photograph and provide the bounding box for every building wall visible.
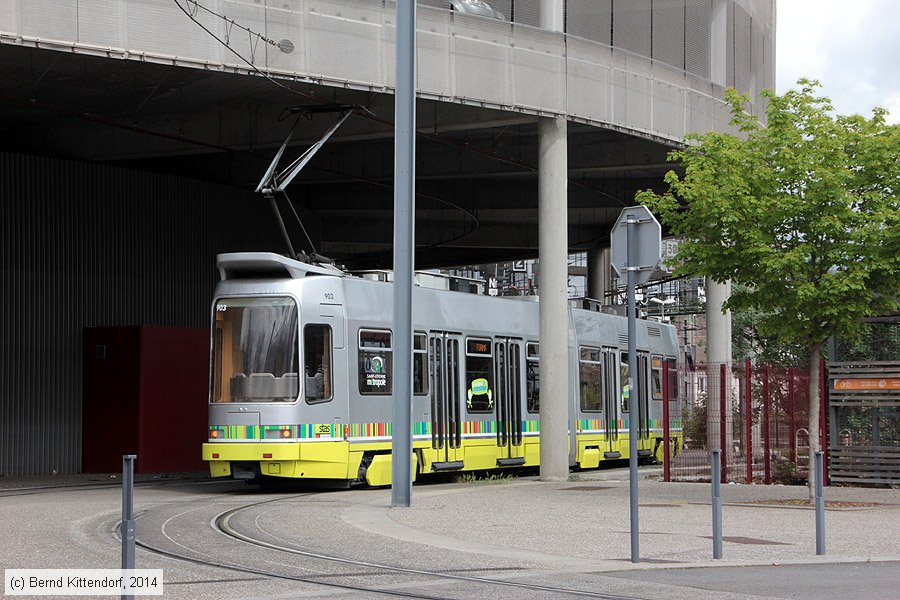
[0,152,278,475]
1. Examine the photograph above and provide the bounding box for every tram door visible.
[494,338,525,465]
[430,333,462,466]
[602,348,619,454]
[637,352,652,451]
[620,351,652,456]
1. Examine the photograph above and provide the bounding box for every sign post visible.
[611,205,661,564]
[391,0,416,508]
[121,454,136,600]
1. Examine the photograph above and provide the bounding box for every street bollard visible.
[711,449,723,559]
[815,451,825,555]
[121,455,136,600]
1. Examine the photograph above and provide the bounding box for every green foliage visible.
[834,322,900,362]
[638,80,900,350]
[454,470,515,484]
[731,284,809,365]
[682,396,708,449]
[772,458,799,486]
[836,406,900,446]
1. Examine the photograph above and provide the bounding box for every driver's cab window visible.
[212,296,298,403]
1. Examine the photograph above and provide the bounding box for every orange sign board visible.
[833,378,900,391]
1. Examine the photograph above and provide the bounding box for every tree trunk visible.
[807,343,822,501]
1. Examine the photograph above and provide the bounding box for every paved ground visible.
[0,467,898,598]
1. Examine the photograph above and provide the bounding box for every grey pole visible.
[626,217,640,563]
[391,0,416,507]
[711,449,723,559]
[815,451,826,555]
[121,454,136,600]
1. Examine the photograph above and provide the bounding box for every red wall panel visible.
[82,326,208,474]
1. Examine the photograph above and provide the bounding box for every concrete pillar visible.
[540,0,565,33]
[538,116,569,481]
[537,0,568,481]
[706,278,733,452]
[710,0,728,88]
[587,248,612,303]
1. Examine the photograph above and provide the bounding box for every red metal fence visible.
[663,361,826,485]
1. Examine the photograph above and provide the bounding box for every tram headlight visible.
[210,429,219,439]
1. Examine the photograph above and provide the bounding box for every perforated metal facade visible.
[1,0,775,144]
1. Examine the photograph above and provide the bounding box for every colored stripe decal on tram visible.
[575,418,682,432]
[209,425,263,439]
[345,422,438,437]
[210,420,545,440]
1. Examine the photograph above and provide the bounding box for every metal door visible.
[430,333,462,467]
[494,338,525,466]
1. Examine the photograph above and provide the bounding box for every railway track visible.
[133,492,651,600]
[0,477,224,499]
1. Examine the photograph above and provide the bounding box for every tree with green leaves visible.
[638,80,900,497]
[730,285,808,366]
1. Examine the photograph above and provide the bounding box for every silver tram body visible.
[203,252,681,485]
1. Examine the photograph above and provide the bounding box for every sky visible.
[776,0,900,124]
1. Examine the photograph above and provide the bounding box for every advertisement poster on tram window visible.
[365,355,387,389]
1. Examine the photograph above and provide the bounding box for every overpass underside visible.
[0,44,673,269]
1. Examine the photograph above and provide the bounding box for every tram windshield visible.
[211,296,299,403]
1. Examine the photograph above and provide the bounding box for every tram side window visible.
[651,356,663,401]
[526,342,540,413]
[465,338,494,413]
[358,329,392,394]
[304,325,332,403]
[620,352,630,413]
[413,332,428,395]
[579,347,602,412]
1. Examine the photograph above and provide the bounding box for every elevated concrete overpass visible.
[1,0,772,267]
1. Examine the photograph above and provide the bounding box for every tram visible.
[202,252,681,485]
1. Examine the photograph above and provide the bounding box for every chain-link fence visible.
[665,361,822,485]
